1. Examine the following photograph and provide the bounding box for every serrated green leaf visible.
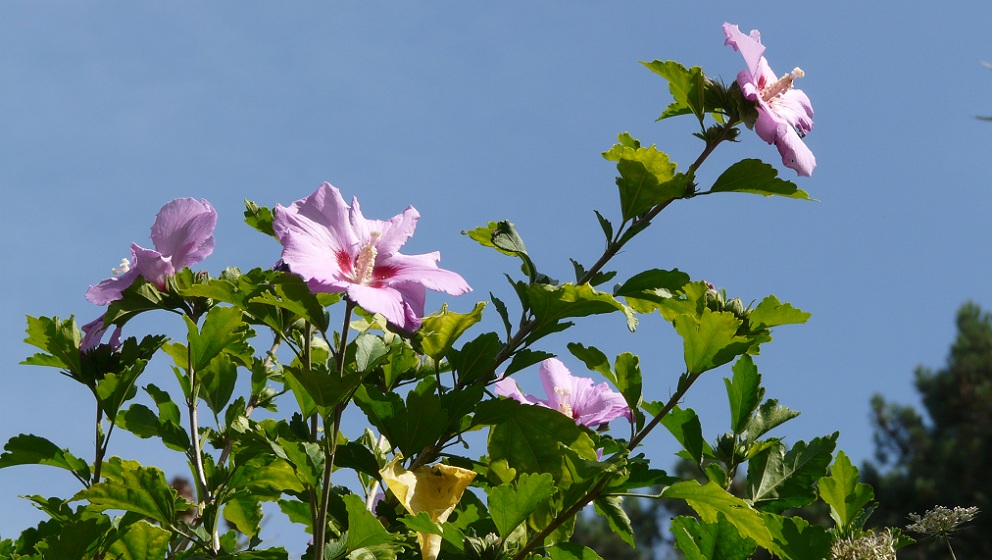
[661,480,772,550]
[674,309,746,374]
[74,459,185,526]
[671,514,757,560]
[108,519,171,560]
[762,514,832,560]
[526,283,633,340]
[487,472,555,538]
[223,491,263,537]
[244,199,276,237]
[343,494,401,556]
[745,399,800,443]
[185,306,253,374]
[660,406,704,466]
[709,159,811,200]
[0,434,90,482]
[447,332,501,385]
[817,451,873,532]
[548,542,604,560]
[748,296,811,330]
[567,343,613,384]
[613,352,643,413]
[725,355,763,435]
[603,137,686,222]
[593,495,635,546]
[504,348,555,376]
[21,315,82,375]
[746,434,837,513]
[642,60,706,122]
[474,399,598,480]
[417,302,486,360]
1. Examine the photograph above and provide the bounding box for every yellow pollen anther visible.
[354,231,381,284]
[762,66,805,103]
[112,258,131,276]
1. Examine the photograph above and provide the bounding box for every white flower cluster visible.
[906,505,980,537]
[830,530,897,560]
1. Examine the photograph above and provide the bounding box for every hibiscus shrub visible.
[2,23,905,560]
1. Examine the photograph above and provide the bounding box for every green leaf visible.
[475,399,598,481]
[661,480,772,550]
[709,159,811,200]
[417,302,486,360]
[762,515,832,560]
[354,333,389,373]
[817,451,873,532]
[613,269,692,314]
[198,352,238,415]
[0,434,90,482]
[75,459,185,526]
[21,315,82,375]
[613,352,643,413]
[593,495,635,546]
[504,348,554,376]
[283,363,364,417]
[548,542,604,560]
[744,400,800,443]
[642,60,706,122]
[447,332,502,385]
[223,491,264,538]
[674,308,746,374]
[487,472,555,537]
[526,283,633,340]
[603,136,687,222]
[343,494,400,556]
[464,221,538,280]
[748,296,811,330]
[660,406,704,466]
[567,343,613,383]
[107,520,171,560]
[185,306,253,374]
[354,380,448,459]
[246,272,332,333]
[746,434,838,513]
[671,514,757,560]
[725,355,763,435]
[244,199,275,237]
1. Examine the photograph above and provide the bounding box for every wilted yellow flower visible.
[380,457,477,560]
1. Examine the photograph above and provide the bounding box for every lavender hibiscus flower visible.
[85,198,217,305]
[272,183,471,332]
[81,198,217,350]
[723,22,816,177]
[495,358,630,428]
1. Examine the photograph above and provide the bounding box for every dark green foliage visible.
[864,302,992,559]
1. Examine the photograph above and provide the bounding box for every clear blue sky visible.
[3,2,991,552]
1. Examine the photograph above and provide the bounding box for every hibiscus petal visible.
[378,253,472,296]
[346,283,410,329]
[773,89,814,136]
[723,23,765,78]
[280,183,361,253]
[538,358,583,412]
[149,198,217,268]
[131,244,177,290]
[376,205,419,256]
[275,209,354,287]
[775,127,817,177]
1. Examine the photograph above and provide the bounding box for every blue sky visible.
[2,2,991,553]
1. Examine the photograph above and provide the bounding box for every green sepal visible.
[709,159,811,200]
